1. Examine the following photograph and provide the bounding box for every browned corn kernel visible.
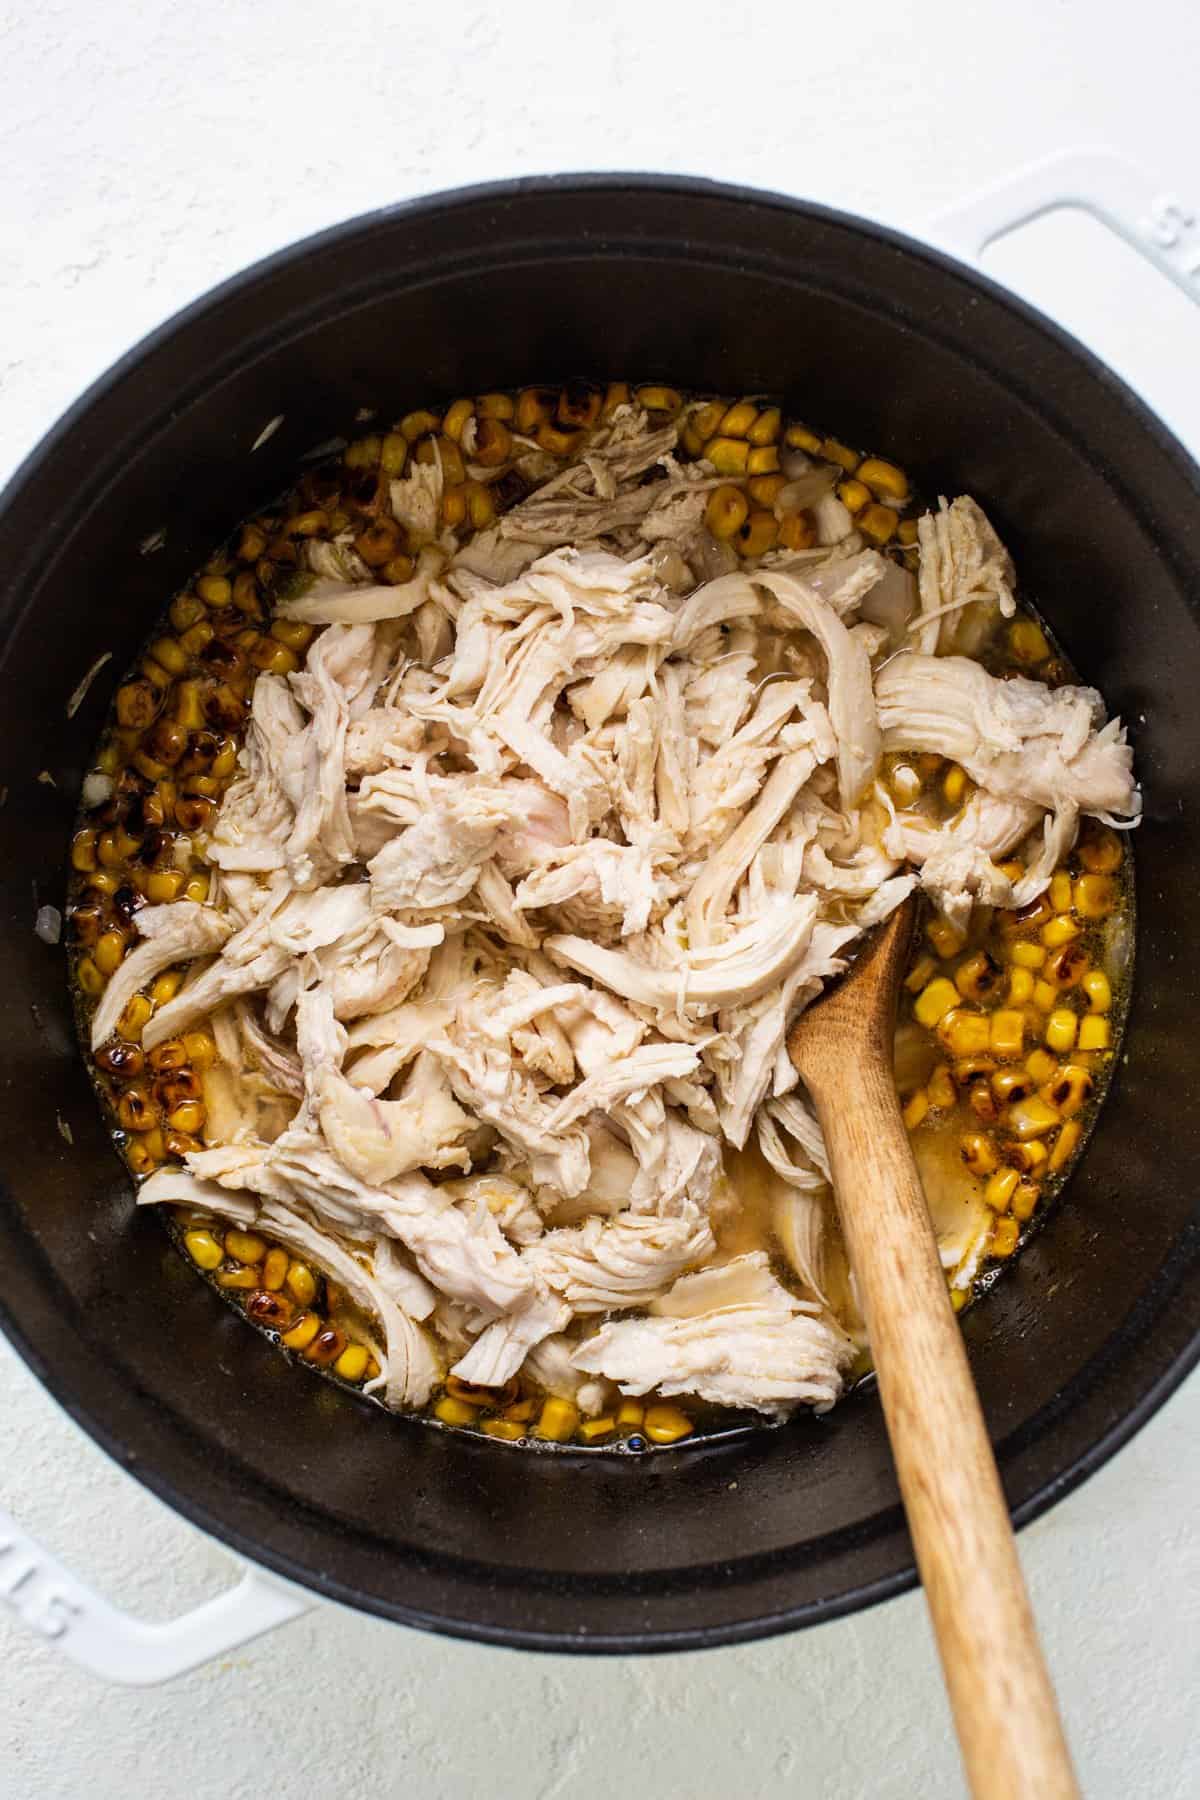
[466,482,496,529]
[637,385,682,415]
[250,641,298,677]
[598,381,629,418]
[211,736,239,778]
[70,903,103,948]
[534,422,581,457]
[248,1290,296,1329]
[1003,1139,1048,1175]
[237,524,267,562]
[681,425,706,458]
[441,397,474,442]
[747,473,786,506]
[354,519,402,567]
[285,1261,318,1306]
[960,1132,998,1176]
[115,681,160,730]
[117,1086,158,1133]
[477,392,515,421]
[149,718,189,766]
[1074,874,1118,919]
[169,593,205,632]
[174,795,215,832]
[180,624,215,659]
[174,680,206,730]
[1079,827,1122,875]
[514,388,554,433]
[400,410,440,442]
[125,1137,160,1177]
[303,1326,347,1366]
[376,431,407,478]
[181,1029,218,1069]
[132,748,169,782]
[285,509,328,538]
[441,485,468,528]
[261,1247,288,1291]
[85,870,120,896]
[1043,941,1088,990]
[557,383,601,428]
[992,1067,1032,1105]
[705,436,750,476]
[503,1398,537,1423]
[71,829,98,873]
[778,511,816,551]
[737,509,778,558]
[859,502,899,546]
[1042,1064,1094,1118]
[382,553,416,585]
[1000,893,1053,935]
[954,950,1001,1002]
[474,417,513,466]
[218,1267,259,1290]
[746,445,780,475]
[95,1040,145,1080]
[704,484,749,540]
[748,406,782,445]
[141,656,172,692]
[184,774,221,799]
[446,1374,519,1407]
[968,1082,999,1124]
[280,1310,320,1350]
[782,422,821,453]
[232,570,261,616]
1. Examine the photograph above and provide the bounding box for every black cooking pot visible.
[2,176,1198,1653]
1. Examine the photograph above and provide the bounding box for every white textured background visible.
[2,2,1199,1795]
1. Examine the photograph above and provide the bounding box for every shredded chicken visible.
[122,403,1138,1424]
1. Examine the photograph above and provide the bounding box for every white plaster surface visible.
[2,1,1199,1793]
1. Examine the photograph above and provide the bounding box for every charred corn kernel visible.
[115,680,160,730]
[960,1133,998,1177]
[928,1063,957,1109]
[705,484,749,540]
[1074,874,1118,919]
[534,1397,579,1442]
[151,970,183,1004]
[904,954,937,994]
[889,762,922,805]
[857,457,910,502]
[232,570,261,615]
[926,917,965,959]
[990,1010,1025,1059]
[334,1343,370,1383]
[482,1418,525,1441]
[991,1216,1020,1257]
[169,593,205,633]
[1045,1009,1077,1054]
[76,956,104,997]
[179,622,214,658]
[1006,1138,1048,1174]
[1078,1016,1111,1052]
[1080,828,1122,874]
[382,553,416,585]
[637,386,682,414]
[902,1089,929,1130]
[357,518,403,567]
[777,511,816,550]
[746,406,782,445]
[132,748,168,782]
[167,1101,205,1135]
[1008,967,1035,1004]
[184,1229,223,1271]
[71,829,98,873]
[1032,980,1058,1013]
[914,977,959,1027]
[474,418,513,467]
[1044,942,1088,990]
[821,438,859,473]
[737,509,778,557]
[938,1010,992,1059]
[953,1055,997,1084]
[378,432,409,476]
[144,868,185,903]
[984,1168,1020,1212]
[706,436,750,476]
[503,1398,537,1423]
[1041,914,1080,949]
[1049,1119,1083,1171]
[942,764,968,807]
[343,435,381,471]
[748,473,786,506]
[746,445,780,475]
[784,423,822,453]
[183,873,210,904]
[476,392,515,421]
[441,397,474,442]
[644,1404,694,1445]
[116,1085,157,1133]
[400,409,440,442]
[1009,618,1050,664]
[1049,871,1074,912]
[1025,1048,1057,1084]
[992,1067,1032,1104]
[288,509,330,538]
[717,399,757,437]
[836,478,870,514]
[968,1082,999,1125]
[217,1266,258,1291]
[1010,941,1046,969]
[513,389,551,433]
[174,680,205,730]
[117,994,152,1039]
[285,1261,318,1305]
[616,1400,645,1429]
[859,502,899,546]
[1003,892,1053,934]
[1081,969,1112,1012]
[1042,1064,1093,1117]
[125,1139,159,1177]
[578,1417,617,1444]
[441,485,468,528]
[281,1312,321,1351]
[94,930,126,977]
[1009,1095,1061,1139]
[955,951,1001,1001]
[304,1327,347,1367]
[224,1230,266,1265]
[261,1247,288,1291]
[534,422,580,458]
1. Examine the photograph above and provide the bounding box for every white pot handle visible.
[0,1502,310,1685]
[929,147,1200,309]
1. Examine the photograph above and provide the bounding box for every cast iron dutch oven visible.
[1,176,1198,1652]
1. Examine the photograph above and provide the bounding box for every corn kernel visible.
[167,1101,205,1134]
[1079,829,1122,874]
[942,764,968,807]
[902,1089,930,1130]
[482,1418,525,1441]
[94,930,127,977]
[990,1010,1025,1059]
[991,1217,1021,1258]
[928,1064,956,1109]
[784,423,822,453]
[638,385,682,415]
[821,438,859,473]
[182,1029,218,1068]
[926,917,965,959]
[1045,1009,1078,1054]
[1074,874,1118,919]
[184,1229,223,1271]
[225,1230,266,1264]
[717,399,757,437]
[334,1344,370,1383]
[1008,618,1050,664]
[937,1009,992,1058]
[914,977,959,1027]
[578,1417,617,1444]
[954,951,1000,1002]
[644,1404,694,1445]
[736,509,778,557]
[1031,979,1058,1013]
[836,478,870,515]
[534,1397,580,1442]
[984,1168,1019,1212]
[1081,969,1112,1013]
[706,436,750,476]
[1008,1095,1061,1139]
[747,472,786,506]
[747,406,782,444]
[285,1261,318,1305]
[859,502,899,546]
[1006,1139,1048,1174]
[434,1395,478,1426]
[747,445,780,475]
[856,456,909,502]
[261,1247,288,1291]
[777,511,816,551]
[1008,968,1035,1004]
[705,484,749,540]
[1049,871,1074,912]
[951,1285,968,1313]
[616,1400,645,1428]
[960,1133,998,1177]
[503,1398,537,1423]
[117,994,153,1039]
[1049,1119,1083,1171]
[125,1139,159,1177]
[145,868,186,904]
[1041,914,1080,949]
[217,1267,258,1291]
[992,1067,1032,1105]
[151,970,182,1005]
[1041,1063,1093,1118]
[897,517,920,545]
[1010,941,1047,969]
[1025,1048,1057,1084]
[441,397,474,442]
[1077,1016,1111,1052]
[279,1312,321,1350]
[76,956,105,997]
[904,954,937,993]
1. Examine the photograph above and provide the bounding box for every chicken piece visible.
[514,839,674,939]
[527,1207,715,1313]
[389,459,443,540]
[885,791,1041,929]
[614,1098,723,1217]
[450,1290,570,1389]
[344,707,425,778]
[286,623,383,890]
[913,496,1016,656]
[368,781,517,912]
[492,780,573,879]
[91,903,233,1049]
[543,1042,702,1131]
[279,548,446,625]
[572,1252,853,1413]
[431,1013,592,1198]
[343,996,458,1094]
[546,1122,640,1225]
[209,675,304,874]
[876,653,1139,820]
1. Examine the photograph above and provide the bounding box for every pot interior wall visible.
[0,180,1197,1647]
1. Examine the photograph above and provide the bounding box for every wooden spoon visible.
[788,896,1079,1800]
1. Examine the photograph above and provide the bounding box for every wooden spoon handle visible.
[810,1057,1079,1800]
